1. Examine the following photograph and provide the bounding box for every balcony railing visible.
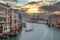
[0,21,6,23]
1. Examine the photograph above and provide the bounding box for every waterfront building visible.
[47,14,60,27]
[0,3,10,34]
[0,3,22,36]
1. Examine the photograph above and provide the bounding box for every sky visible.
[18,0,44,4]
[18,0,28,4]
[18,0,59,4]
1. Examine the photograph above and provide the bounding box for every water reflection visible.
[0,28,22,40]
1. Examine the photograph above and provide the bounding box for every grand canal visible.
[0,23,60,40]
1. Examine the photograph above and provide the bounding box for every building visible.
[0,3,10,34]
[10,8,22,35]
[47,14,60,27]
[0,3,22,36]
[28,13,49,24]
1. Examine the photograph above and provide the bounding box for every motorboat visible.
[25,23,33,32]
[25,27,33,32]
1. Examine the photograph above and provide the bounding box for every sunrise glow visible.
[26,8,40,15]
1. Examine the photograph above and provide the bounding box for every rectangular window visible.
[0,7,5,11]
[14,20,16,23]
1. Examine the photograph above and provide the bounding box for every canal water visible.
[0,23,60,40]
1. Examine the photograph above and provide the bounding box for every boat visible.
[25,28,33,32]
[25,23,33,32]
[22,22,26,28]
[0,33,8,38]
[9,32,17,37]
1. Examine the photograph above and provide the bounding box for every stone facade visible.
[0,3,22,35]
[48,14,60,27]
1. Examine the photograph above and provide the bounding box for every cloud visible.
[28,0,42,2]
[28,0,60,2]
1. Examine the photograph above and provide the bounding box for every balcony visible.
[0,18,6,23]
[0,21,5,23]
[0,11,5,14]
[0,7,5,13]
[0,13,5,17]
